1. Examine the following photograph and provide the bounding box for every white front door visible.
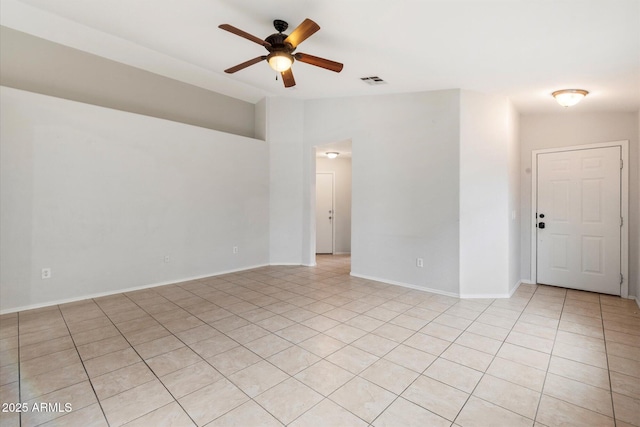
[316,173,334,254]
[536,146,621,295]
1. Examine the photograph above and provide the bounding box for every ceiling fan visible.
[218,18,343,88]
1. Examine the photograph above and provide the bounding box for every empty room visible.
[0,1,639,426]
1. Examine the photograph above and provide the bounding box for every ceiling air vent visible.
[360,76,387,85]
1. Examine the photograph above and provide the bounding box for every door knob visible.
[538,222,545,229]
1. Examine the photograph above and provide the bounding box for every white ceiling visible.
[2,0,639,114]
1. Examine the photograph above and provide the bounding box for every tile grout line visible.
[368,304,478,425]
[105,274,343,426]
[135,287,295,425]
[144,272,312,425]
[339,290,550,425]
[214,263,377,425]
[359,293,527,425]
[447,289,540,426]
[598,295,617,425]
[12,259,635,427]
[535,292,623,424]
[529,287,567,425]
[54,305,110,427]
[16,311,22,427]
[312,295,443,426]
[66,296,184,425]
[97,292,213,427]
[237,275,425,426]
[6,270,504,427]
[222,267,442,425]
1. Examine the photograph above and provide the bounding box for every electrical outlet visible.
[416,258,424,268]
[41,268,52,279]
[164,255,170,263]
[233,246,239,254]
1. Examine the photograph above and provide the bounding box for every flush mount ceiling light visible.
[326,152,339,159]
[552,89,589,107]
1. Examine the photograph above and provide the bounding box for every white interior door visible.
[536,147,621,295]
[316,173,334,254]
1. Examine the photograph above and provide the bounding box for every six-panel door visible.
[536,147,621,295]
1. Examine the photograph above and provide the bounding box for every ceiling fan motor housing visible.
[265,33,293,53]
[265,31,295,66]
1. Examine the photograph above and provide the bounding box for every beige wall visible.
[519,112,639,297]
[0,27,256,138]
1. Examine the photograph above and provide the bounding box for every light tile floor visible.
[1,255,639,426]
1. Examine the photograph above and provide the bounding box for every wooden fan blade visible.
[294,53,343,72]
[281,68,296,87]
[224,56,266,73]
[284,19,320,48]
[219,24,271,47]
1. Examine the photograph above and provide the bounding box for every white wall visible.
[637,110,640,302]
[1,27,257,138]
[303,90,461,295]
[459,91,519,297]
[507,103,521,294]
[0,86,270,313]
[519,112,639,297]
[316,156,352,254]
[255,98,266,141]
[266,97,306,265]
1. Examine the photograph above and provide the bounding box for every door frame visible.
[530,140,629,297]
[316,171,336,255]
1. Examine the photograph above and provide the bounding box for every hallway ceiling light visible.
[326,152,339,159]
[552,89,589,107]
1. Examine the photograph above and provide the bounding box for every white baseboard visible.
[633,296,640,310]
[350,273,531,300]
[349,272,460,298]
[270,262,317,267]
[510,280,524,296]
[333,252,351,255]
[460,292,509,299]
[459,279,524,299]
[0,268,580,315]
[0,263,269,315]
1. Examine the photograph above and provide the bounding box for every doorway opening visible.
[314,140,352,259]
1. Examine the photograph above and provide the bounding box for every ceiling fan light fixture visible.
[267,51,293,72]
[552,89,589,107]
[326,152,339,159]
[219,18,342,87]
